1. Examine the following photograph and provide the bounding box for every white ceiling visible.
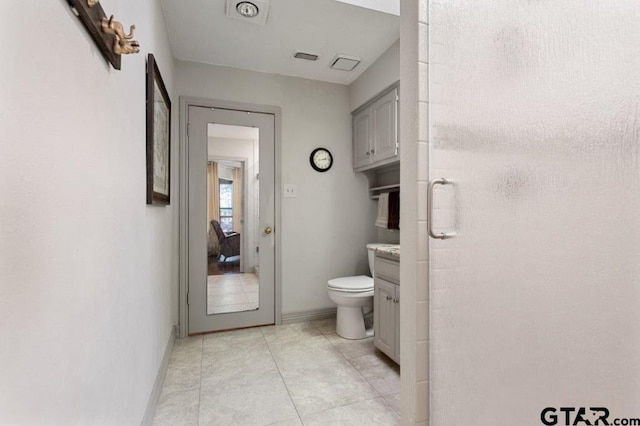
[160,0,399,85]
[333,0,399,16]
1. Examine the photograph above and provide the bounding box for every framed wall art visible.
[146,54,171,205]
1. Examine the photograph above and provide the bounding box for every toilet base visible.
[336,306,371,340]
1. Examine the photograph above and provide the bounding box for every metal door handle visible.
[428,178,455,239]
[264,226,273,235]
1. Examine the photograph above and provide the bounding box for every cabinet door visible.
[374,278,396,359]
[371,88,398,164]
[394,285,400,364]
[353,108,372,169]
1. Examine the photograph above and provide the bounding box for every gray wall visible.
[0,0,177,423]
[349,39,400,112]
[177,61,377,314]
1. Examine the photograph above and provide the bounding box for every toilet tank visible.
[366,243,394,277]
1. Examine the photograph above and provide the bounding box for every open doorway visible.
[206,124,260,315]
[206,160,243,275]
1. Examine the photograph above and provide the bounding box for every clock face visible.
[310,148,333,172]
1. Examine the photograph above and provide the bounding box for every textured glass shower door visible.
[429,1,640,424]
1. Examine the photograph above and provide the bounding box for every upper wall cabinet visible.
[352,82,399,171]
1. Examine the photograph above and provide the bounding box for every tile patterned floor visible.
[207,273,259,314]
[152,319,400,425]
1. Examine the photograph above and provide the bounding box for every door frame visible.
[207,156,248,273]
[178,96,283,338]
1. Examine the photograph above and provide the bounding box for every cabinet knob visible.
[386,295,392,301]
[393,298,399,303]
[366,151,371,156]
[370,149,375,154]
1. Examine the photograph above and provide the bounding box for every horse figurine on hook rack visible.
[101,15,140,55]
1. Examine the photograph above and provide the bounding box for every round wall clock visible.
[310,148,333,172]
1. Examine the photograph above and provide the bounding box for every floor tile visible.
[265,418,303,426]
[208,273,260,313]
[202,327,265,354]
[170,336,203,361]
[310,318,337,335]
[172,335,203,349]
[201,343,278,389]
[242,277,258,286]
[279,360,380,416]
[199,370,298,426]
[152,389,199,426]
[364,371,401,397]
[155,321,400,424]
[301,397,400,425]
[269,344,345,379]
[160,363,202,396]
[208,283,245,296]
[384,393,401,415]
[209,292,249,307]
[347,351,398,380]
[325,333,376,360]
[348,351,400,396]
[262,322,328,348]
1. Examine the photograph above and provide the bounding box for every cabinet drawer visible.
[375,257,399,284]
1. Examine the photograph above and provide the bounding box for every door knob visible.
[264,226,273,235]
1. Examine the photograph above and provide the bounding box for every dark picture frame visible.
[146,54,171,205]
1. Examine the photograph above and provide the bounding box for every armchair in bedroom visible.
[210,220,241,262]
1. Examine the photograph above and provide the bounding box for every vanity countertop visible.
[375,245,400,261]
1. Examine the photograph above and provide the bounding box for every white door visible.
[188,105,275,333]
[428,0,640,424]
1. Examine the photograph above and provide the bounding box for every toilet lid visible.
[328,276,373,292]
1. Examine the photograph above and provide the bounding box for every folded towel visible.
[375,193,389,228]
[388,191,400,230]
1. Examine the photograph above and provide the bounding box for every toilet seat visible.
[327,276,373,293]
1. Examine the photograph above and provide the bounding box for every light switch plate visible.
[283,184,297,198]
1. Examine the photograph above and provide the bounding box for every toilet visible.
[327,243,393,339]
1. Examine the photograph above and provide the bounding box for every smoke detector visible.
[226,0,270,25]
[330,54,361,71]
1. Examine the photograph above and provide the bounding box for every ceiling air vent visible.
[293,52,319,62]
[330,54,361,71]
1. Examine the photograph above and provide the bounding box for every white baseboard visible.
[281,307,337,325]
[141,327,176,426]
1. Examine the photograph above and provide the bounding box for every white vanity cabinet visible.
[352,83,399,171]
[374,254,400,364]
